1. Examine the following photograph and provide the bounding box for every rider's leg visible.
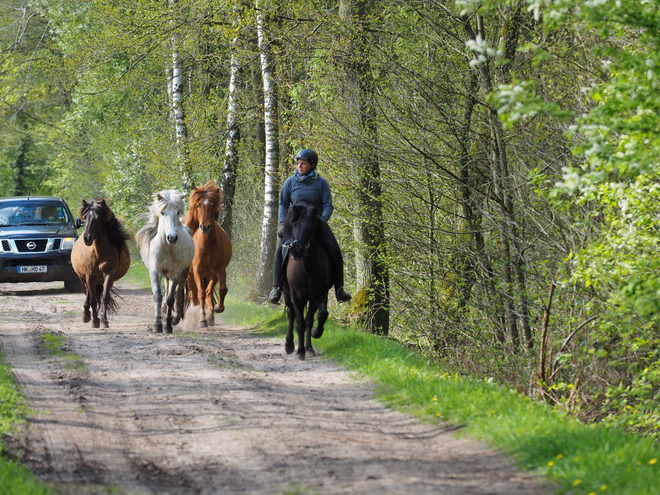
[319,222,351,302]
[268,242,284,304]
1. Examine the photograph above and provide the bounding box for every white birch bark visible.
[253,3,280,299]
[220,13,241,236]
[169,0,193,191]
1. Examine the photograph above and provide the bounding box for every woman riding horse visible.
[268,148,351,305]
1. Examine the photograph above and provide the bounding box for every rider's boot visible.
[336,286,352,303]
[268,287,282,305]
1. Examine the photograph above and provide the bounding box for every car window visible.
[0,202,70,226]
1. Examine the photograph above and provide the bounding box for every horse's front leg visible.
[99,271,115,328]
[172,268,189,325]
[304,302,317,357]
[195,270,208,328]
[163,276,176,334]
[150,271,163,333]
[204,276,218,327]
[295,301,307,360]
[82,278,92,323]
[284,298,295,355]
[214,267,228,313]
[311,293,329,339]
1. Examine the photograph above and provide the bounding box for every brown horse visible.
[184,181,232,328]
[71,199,131,329]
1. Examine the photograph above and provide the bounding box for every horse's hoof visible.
[311,327,324,339]
[198,321,208,328]
[296,352,306,361]
[285,341,295,354]
[92,319,100,329]
[153,324,163,333]
[102,322,109,329]
[165,327,173,334]
[82,314,91,323]
[306,348,316,357]
[214,304,225,313]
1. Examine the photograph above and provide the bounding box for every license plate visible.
[18,266,47,273]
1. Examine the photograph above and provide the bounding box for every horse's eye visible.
[161,211,165,215]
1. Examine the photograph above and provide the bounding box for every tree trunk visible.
[252,2,280,301]
[340,0,390,335]
[220,11,242,238]
[170,0,193,191]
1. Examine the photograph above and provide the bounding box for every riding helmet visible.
[295,149,318,167]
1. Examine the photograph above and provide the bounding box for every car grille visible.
[14,239,49,252]
[1,240,9,251]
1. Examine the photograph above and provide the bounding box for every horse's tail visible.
[94,283,121,314]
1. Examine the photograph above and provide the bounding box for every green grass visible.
[0,360,56,495]
[39,332,85,371]
[219,300,660,495]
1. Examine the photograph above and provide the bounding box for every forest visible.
[1,0,658,441]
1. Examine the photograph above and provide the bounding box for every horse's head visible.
[187,181,222,235]
[155,190,185,244]
[79,199,112,246]
[283,203,319,260]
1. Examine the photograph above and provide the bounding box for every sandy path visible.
[0,281,552,494]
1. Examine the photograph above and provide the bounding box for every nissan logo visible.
[26,241,37,250]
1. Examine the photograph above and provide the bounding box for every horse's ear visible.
[205,180,216,189]
[81,199,88,207]
[156,193,163,201]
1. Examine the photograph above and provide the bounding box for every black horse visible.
[280,202,333,360]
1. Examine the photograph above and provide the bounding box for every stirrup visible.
[268,287,282,304]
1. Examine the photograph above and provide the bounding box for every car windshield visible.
[0,201,70,227]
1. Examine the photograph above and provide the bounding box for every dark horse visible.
[281,202,333,360]
[71,199,131,328]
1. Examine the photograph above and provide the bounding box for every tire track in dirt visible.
[0,281,553,494]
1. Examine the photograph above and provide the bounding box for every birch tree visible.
[169,0,193,191]
[252,1,280,300]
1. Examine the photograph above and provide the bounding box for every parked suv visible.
[0,196,82,292]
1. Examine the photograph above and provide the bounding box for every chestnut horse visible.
[280,202,333,360]
[135,190,195,334]
[184,181,232,328]
[71,199,131,328]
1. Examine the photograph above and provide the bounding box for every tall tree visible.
[252,0,281,300]
[339,0,389,335]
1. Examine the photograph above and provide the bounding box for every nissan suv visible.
[0,196,82,292]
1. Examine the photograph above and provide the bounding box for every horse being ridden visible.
[136,190,195,334]
[184,181,232,328]
[281,202,334,360]
[71,199,131,329]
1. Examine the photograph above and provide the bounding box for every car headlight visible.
[61,237,76,250]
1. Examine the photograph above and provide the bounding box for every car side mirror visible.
[75,218,84,229]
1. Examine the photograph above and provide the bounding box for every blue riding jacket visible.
[278,170,333,223]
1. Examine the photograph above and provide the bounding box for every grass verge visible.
[0,359,56,495]
[220,299,660,495]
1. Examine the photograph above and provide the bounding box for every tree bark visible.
[220,9,242,238]
[339,0,390,335]
[252,2,280,301]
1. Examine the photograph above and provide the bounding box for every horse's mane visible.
[135,190,185,248]
[280,202,319,240]
[81,199,130,248]
[184,180,222,227]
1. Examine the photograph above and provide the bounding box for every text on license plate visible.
[18,266,47,273]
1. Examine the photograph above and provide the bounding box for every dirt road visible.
[0,281,551,494]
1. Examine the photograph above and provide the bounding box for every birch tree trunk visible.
[340,0,390,335]
[220,9,241,237]
[252,2,280,300]
[169,0,193,191]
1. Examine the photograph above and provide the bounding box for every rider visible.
[267,149,352,305]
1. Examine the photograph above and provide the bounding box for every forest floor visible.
[0,280,553,495]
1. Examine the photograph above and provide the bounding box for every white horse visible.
[135,190,195,333]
